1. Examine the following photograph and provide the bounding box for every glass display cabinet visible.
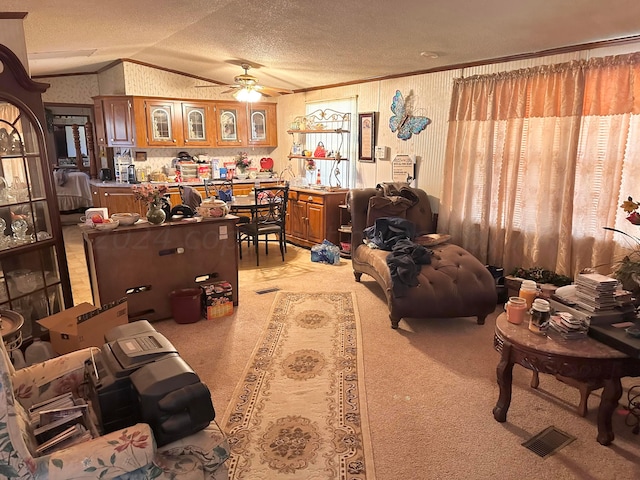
[0,44,72,341]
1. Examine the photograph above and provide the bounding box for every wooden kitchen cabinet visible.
[134,98,218,148]
[213,102,248,147]
[91,184,146,215]
[94,96,136,147]
[83,217,239,322]
[134,98,182,147]
[93,99,107,146]
[247,103,277,147]
[285,187,347,248]
[93,96,277,149]
[182,101,216,146]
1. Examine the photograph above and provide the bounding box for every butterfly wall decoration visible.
[389,90,431,140]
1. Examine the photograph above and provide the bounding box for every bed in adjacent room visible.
[53,168,93,212]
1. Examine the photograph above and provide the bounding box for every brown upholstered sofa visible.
[348,187,497,328]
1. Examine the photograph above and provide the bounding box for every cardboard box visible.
[201,281,233,320]
[37,299,128,355]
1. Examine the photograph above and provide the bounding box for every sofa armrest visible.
[13,347,99,410]
[40,423,156,480]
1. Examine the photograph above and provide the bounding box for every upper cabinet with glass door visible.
[213,102,247,147]
[0,43,73,341]
[181,102,215,146]
[96,96,277,148]
[138,99,182,147]
[247,103,277,147]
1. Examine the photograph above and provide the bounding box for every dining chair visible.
[203,178,215,199]
[215,180,234,202]
[238,185,289,266]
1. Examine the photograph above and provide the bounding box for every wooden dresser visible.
[285,187,348,248]
[82,216,238,322]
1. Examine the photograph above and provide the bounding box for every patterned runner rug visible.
[221,291,376,479]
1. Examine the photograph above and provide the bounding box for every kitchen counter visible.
[89,178,282,216]
[89,178,279,188]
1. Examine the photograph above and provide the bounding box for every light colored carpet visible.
[220,291,374,479]
[62,226,640,479]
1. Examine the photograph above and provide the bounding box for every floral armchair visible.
[0,340,229,479]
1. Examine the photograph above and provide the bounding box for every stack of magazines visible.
[574,273,619,312]
[548,312,590,340]
[28,392,93,455]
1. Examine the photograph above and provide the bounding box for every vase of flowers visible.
[606,196,640,295]
[235,151,251,179]
[146,203,166,225]
[133,184,169,225]
[306,158,316,171]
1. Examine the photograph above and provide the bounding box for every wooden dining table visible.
[228,195,260,213]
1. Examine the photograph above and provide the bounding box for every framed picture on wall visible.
[358,112,376,162]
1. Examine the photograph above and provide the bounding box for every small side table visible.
[492,313,640,445]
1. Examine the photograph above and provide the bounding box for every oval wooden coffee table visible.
[492,313,640,445]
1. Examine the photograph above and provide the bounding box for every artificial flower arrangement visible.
[306,158,316,171]
[509,266,572,286]
[235,152,251,171]
[604,195,640,295]
[132,183,169,206]
[620,196,640,225]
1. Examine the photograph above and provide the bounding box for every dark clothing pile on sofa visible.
[363,217,432,297]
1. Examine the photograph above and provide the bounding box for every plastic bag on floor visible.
[311,240,341,265]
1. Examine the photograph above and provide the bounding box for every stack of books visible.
[28,393,93,455]
[548,312,590,340]
[574,273,619,312]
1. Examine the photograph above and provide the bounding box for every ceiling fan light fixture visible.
[234,87,262,102]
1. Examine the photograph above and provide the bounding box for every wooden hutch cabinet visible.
[0,44,73,340]
[285,187,347,248]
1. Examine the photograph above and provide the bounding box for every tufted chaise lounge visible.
[348,187,497,328]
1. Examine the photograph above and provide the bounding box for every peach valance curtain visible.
[440,53,640,278]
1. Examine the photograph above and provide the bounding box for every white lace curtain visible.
[439,52,640,278]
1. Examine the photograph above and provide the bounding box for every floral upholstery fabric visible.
[11,347,97,410]
[0,340,229,479]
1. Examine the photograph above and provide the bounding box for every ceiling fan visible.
[197,63,293,101]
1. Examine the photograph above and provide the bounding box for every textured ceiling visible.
[3,0,640,92]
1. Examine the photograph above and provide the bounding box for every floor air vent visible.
[255,287,280,295]
[522,426,576,458]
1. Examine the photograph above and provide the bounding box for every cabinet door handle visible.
[173,139,177,143]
